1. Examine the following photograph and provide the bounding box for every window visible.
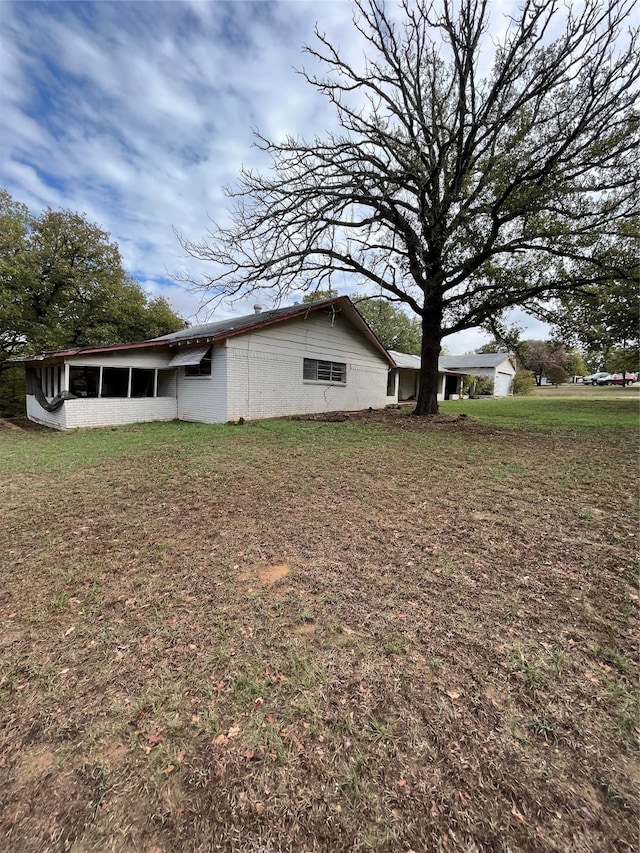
[101,367,130,398]
[185,348,212,377]
[303,358,346,383]
[69,367,100,398]
[131,368,155,398]
[386,370,396,396]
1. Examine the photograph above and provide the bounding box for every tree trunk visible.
[413,314,442,416]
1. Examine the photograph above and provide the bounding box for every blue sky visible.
[1,0,549,351]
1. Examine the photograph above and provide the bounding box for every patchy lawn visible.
[1,399,638,853]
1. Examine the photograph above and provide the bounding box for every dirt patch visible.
[257,563,291,584]
[13,747,56,784]
[0,417,43,431]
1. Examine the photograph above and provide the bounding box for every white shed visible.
[439,354,516,397]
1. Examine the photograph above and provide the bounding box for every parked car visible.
[582,372,611,385]
[599,373,637,386]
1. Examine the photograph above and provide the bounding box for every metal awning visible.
[168,345,211,367]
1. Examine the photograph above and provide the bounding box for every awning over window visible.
[168,345,211,367]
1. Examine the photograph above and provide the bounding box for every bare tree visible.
[178,0,639,415]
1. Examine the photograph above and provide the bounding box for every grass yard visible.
[0,392,638,853]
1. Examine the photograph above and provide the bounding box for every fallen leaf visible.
[146,732,165,745]
[446,689,460,700]
[511,805,526,823]
[227,725,241,738]
[176,750,185,763]
[213,734,227,745]
[64,626,76,636]
[163,764,175,775]
[255,801,264,814]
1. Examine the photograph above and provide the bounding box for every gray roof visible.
[439,353,513,370]
[389,350,514,373]
[153,297,394,365]
[154,300,335,343]
[388,350,421,369]
[11,296,395,367]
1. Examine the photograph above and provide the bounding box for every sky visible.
[0,0,551,353]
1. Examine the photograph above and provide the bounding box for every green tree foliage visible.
[178,0,639,415]
[0,190,185,359]
[521,340,568,386]
[0,190,186,413]
[351,299,421,354]
[533,219,639,374]
[604,345,640,376]
[565,350,587,379]
[546,365,569,386]
[512,370,536,396]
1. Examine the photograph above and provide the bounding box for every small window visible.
[303,358,346,383]
[386,370,396,396]
[131,368,155,398]
[185,348,212,377]
[69,367,100,398]
[102,367,130,398]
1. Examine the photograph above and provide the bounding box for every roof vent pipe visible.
[254,304,263,314]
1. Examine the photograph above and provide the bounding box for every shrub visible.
[462,374,494,397]
[546,365,569,386]
[513,370,536,396]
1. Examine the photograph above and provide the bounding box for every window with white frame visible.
[303,358,346,383]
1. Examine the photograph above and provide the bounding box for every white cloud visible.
[0,0,552,349]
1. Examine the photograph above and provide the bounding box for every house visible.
[439,353,516,397]
[15,297,397,431]
[388,351,465,401]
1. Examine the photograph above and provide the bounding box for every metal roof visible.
[10,296,395,368]
[167,345,211,367]
[388,350,421,369]
[389,350,465,375]
[439,353,514,370]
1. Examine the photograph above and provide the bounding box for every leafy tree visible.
[0,190,185,359]
[521,340,568,386]
[0,190,186,413]
[535,219,638,344]
[351,298,421,354]
[546,365,569,386]
[178,0,639,414]
[474,341,509,356]
[604,345,639,377]
[565,350,587,379]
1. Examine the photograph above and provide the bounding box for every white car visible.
[582,372,611,385]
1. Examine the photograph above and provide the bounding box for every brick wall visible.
[26,396,177,431]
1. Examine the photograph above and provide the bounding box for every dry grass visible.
[0,399,638,852]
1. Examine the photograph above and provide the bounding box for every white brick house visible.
[16,297,397,431]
